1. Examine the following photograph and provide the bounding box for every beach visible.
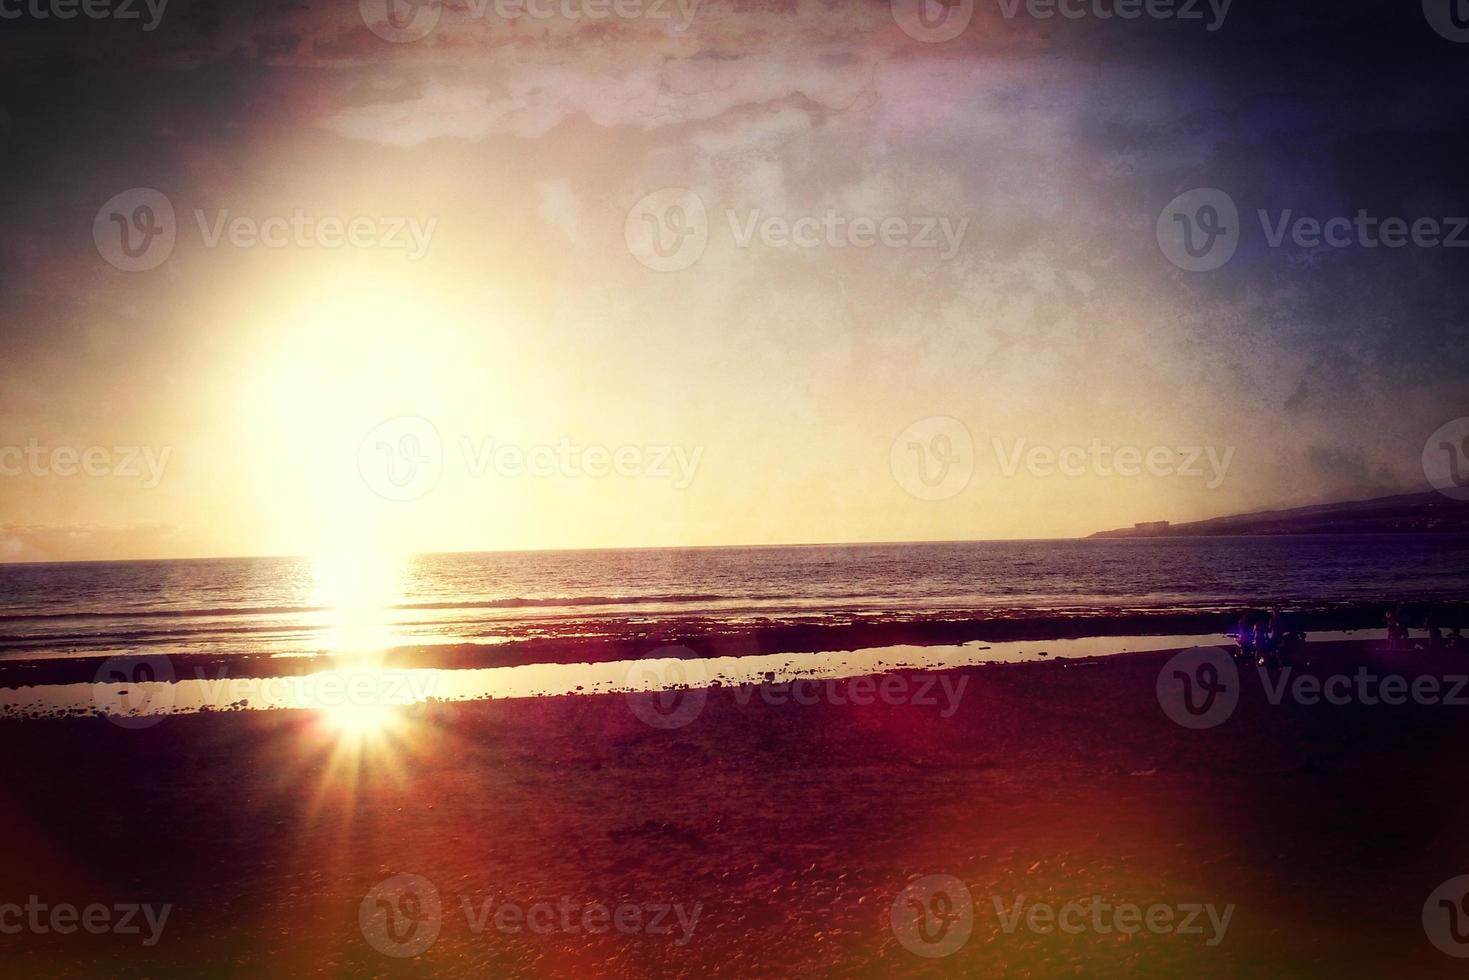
[6,0,1467,975]
[4,638,1468,977]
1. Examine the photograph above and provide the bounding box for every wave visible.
[0,592,772,623]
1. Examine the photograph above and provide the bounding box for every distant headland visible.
[1090,490,1469,538]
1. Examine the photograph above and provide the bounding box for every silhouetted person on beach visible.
[1269,606,1303,666]
[1235,611,1255,661]
[1253,615,1273,667]
[1427,612,1445,649]
[1386,606,1406,651]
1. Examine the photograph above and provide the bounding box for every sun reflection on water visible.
[309,550,408,655]
[300,551,431,789]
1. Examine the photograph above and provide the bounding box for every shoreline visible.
[5,633,1466,724]
[0,601,1462,689]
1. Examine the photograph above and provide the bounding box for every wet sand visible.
[3,639,1469,977]
[3,602,1460,688]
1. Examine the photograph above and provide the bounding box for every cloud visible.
[318,46,884,146]
[0,523,180,564]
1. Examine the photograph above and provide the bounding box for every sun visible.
[320,701,396,740]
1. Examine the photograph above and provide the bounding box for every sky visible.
[0,0,1466,561]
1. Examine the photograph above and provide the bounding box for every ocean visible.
[1,535,1466,662]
